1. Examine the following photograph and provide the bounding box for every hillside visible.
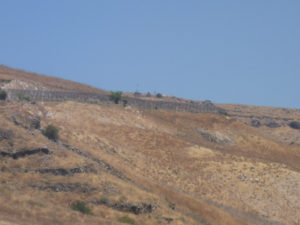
[0,65,107,94]
[219,103,300,146]
[0,66,300,225]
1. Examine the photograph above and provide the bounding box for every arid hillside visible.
[0,66,300,225]
[219,103,300,145]
[0,65,107,94]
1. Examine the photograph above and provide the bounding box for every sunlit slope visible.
[0,102,203,225]
[219,103,300,146]
[0,65,299,225]
[0,65,107,93]
[46,102,299,225]
[1,100,297,224]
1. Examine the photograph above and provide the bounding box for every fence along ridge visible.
[4,89,226,114]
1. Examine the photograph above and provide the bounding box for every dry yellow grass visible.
[0,65,107,93]
[219,103,300,145]
[0,67,300,225]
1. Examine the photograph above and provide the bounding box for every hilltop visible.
[0,65,107,93]
[0,66,300,225]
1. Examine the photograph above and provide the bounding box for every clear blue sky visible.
[0,1,299,108]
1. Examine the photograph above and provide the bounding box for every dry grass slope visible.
[0,66,299,225]
[0,65,107,94]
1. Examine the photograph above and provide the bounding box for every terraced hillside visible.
[0,66,300,225]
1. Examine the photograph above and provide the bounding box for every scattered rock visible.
[0,148,52,159]
[32,166,92,176]
[2,79,47,91]
[238,174,247,181]
[167,201,175,210]
[30,117,41,129]
[1,166,8,172]
[62,142,127,180]
[0,128,14,141]
[30,182,97,193]
[12,114,41,130]
[92,198,156,215]
[162,217,174,223]
[264,121,281,128]
[12,115,22,127]
[250,120,261,127]
[196,129,235,145]
[45,111,54,118]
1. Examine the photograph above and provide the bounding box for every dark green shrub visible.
[110,91,122,104]
[289,121,300,130]
[42,125,59,141]
[99,196,109,204]
[0,90,7,100]
[156,93,163,98]
[118,216,136,224]
[122,99,128,107]
[71,200,92,215]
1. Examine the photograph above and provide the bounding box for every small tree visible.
[71,201,92,215]
[110,91,122,104]
[42,125,59,141]
[0,90,7,100]
[156,93,163,98]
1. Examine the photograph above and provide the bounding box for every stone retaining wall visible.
[5,89,226,114]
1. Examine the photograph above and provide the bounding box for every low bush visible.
[118,216,136,225]
[110,91,122,104]
[100,196,109,204]
[0,90,7,100]
[122,99,128,107]
[71,200,92,215]
[42,125,59,141]
[289,121,300,130]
